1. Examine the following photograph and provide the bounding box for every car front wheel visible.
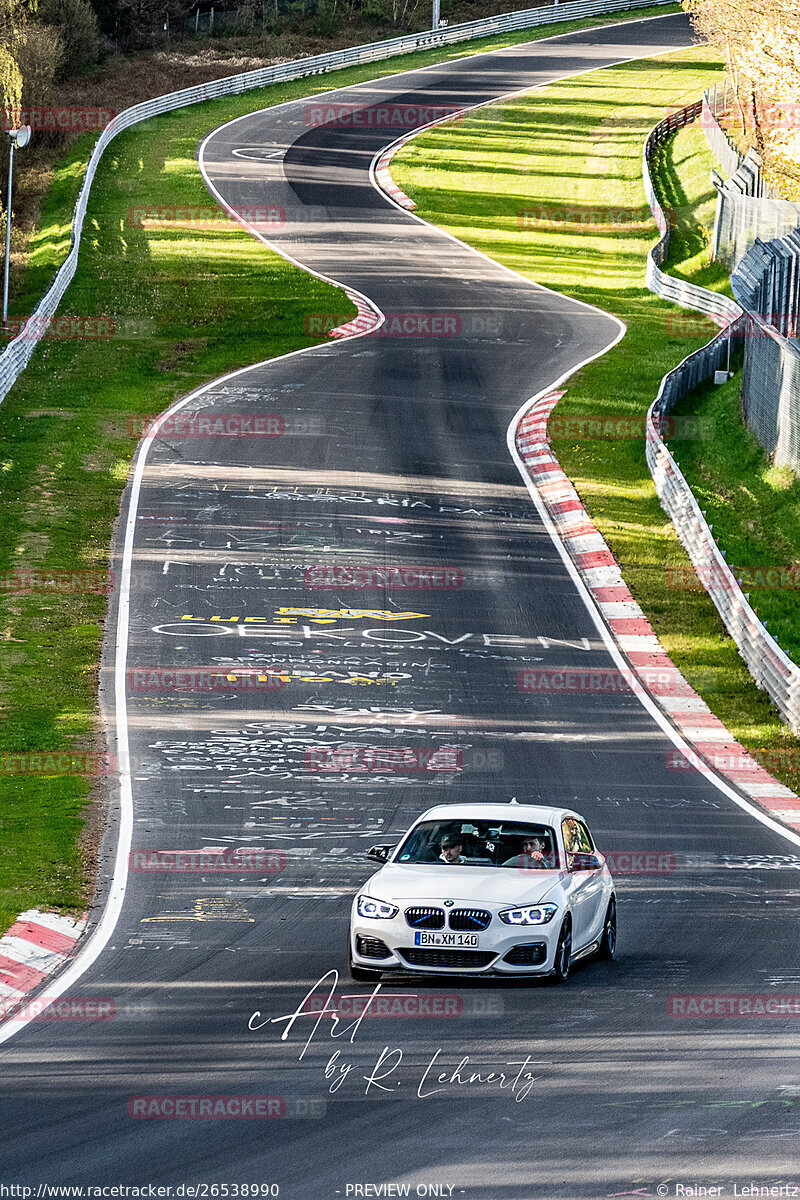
[551,918,572,984]
[597,897,616,961]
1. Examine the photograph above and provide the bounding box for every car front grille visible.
[405,906,445,930]
[355,936,392,960]
[398,948,496,969]
[448,908,491,931]
[502,942,547,966]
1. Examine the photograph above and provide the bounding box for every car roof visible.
[412,803,583,827]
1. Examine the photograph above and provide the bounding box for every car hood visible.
[364,863,562,907]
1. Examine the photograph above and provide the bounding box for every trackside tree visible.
[685,0,800,199]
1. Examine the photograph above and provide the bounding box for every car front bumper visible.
[350,909,562,975]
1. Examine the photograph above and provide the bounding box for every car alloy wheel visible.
[551,918,572,984]
[597,897,617,961]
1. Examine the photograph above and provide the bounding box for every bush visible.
[15,22,65,110]
[37,0,102,74]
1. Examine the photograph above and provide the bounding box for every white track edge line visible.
[0,11,708,1047]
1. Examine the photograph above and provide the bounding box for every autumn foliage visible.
[685,0,800,199]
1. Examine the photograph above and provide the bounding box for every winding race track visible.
[3,13,800,1197]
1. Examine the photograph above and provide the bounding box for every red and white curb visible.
[517,390,800,828]
[329,289,382,339]
[374,138,418,210]
[0,909,87,1011]
[373,109,465,213]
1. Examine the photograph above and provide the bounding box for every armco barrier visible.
[643,100,742,324]
[0,0,673,408]
[642,104,800,734]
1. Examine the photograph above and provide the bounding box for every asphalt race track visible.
[4,13,800,1198]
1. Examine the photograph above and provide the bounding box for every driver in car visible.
[504,835,557,870]
[439,833,465,864]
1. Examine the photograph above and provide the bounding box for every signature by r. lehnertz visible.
[248,969,541,1101]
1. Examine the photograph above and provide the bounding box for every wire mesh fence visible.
[731,230,800,470]
[702,86,800,269]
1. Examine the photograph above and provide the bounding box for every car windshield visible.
[394,820,561,869]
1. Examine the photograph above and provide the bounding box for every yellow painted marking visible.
[141,898,255,923]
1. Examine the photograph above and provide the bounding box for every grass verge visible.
[391,45,800,792]
[0,3,685,937]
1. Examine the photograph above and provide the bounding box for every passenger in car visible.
[439,833,466,864]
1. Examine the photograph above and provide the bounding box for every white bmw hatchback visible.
[348,802,615,982]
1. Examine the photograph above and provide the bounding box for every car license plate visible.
[414,932,479,947]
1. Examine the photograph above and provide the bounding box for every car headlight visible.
[357,895,398,920]
[499,903,558,926]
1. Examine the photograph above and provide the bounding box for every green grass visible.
[391,46,800,792]
[0,4,684,936]
[656,135,800,671]
[651,123,732,295]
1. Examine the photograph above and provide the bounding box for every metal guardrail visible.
[643,100,742,324]
[642,103,800,735]
[0,0,673,408]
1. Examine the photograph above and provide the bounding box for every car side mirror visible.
[569,852,602,873]
[366,844,396,864]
